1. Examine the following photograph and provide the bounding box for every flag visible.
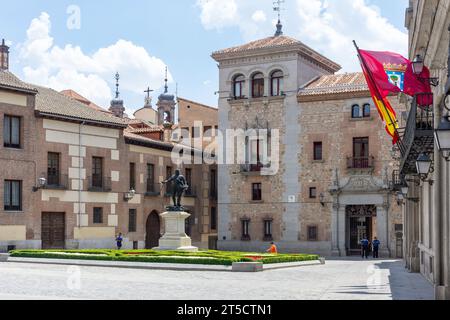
[355,46,433,144]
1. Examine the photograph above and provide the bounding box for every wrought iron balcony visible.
[145,183,161,196]
[397,94,435,175]
[347,156,375,170]
[44,173,69,190]
[88,176,112,192]
[240,162,271,174]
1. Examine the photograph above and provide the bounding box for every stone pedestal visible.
[153,211,198,252]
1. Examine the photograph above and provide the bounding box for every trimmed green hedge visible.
[9,249,319,266]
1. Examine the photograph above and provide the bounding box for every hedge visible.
[9,249,320,266]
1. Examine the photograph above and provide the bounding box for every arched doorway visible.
[146,211,160,249]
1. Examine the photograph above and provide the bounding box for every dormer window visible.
[270,70,284,96]
[251,72,265,98]
[233,74,245,99]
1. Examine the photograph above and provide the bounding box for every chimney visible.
[0,39,10,71]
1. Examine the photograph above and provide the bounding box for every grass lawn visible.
[9,249,319,266]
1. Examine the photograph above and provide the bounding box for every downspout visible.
[78,121,85,228]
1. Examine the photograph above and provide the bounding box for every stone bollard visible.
[0,253,9,262]
[319,257,326,265]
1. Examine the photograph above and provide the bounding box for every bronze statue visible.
[162,169,189,210]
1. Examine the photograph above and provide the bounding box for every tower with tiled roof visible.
[109,72,126,118]
[156,67,176,126]
[0,39,9,71]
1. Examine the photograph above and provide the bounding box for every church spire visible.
[115,72,120,99]
[273,0,284,36]
[164,66,168,93]
[109,72,125,118]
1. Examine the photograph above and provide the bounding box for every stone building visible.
[0,42,217,251]
[400,0,450,300]
[212,24,404,256]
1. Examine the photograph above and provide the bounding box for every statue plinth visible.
[153,210,198,252]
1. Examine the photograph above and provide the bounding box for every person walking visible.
[372,237,381,259]
[360,237,369,259]
[116,233,123,250]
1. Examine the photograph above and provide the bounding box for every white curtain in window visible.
[11,117,20,145]
[11,181,20,206]
[3,116,10,144]
[4,181,11,206]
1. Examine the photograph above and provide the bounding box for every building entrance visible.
[346,205,377,256]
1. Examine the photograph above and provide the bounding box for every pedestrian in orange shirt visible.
[267,242,278,254]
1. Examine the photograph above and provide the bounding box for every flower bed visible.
[9,249,319,266]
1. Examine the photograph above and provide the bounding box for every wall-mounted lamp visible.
[319,193,325,207]
[435,112,450,162]
[412,54,439,86]
[416,153,434,185]
[32,177,47,192]
[124,189,136,201]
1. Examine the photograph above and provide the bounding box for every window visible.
[47,152,60,186]
[353,137,370,168]
[203,126,212,137]
[351,105,361,118]
[309,187,317,199]
[264,219,273,240]
[313,142,323,161]
[363,104,371,118]
[129,209,137,232]
[93,207,103,224]
[92,157,103,188]
[248,138,264,171]
[210,169,217,199]
[241,219,250,240]
[251,72,264,98]
[3,115,21,148]
[129,163,136,190]
[210,207,217,231]
[252,183,262,201]
[233,74,245,98]
[147,164,155,193]
[4,180,22,211]
[270,70,284,96]
[308,226,318,241]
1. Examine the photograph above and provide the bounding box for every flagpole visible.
[353,40,400,143]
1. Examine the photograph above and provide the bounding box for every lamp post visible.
[416,153,433,183]
[32,177,47,192]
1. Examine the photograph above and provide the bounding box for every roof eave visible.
[35,111,128,129]
[0,83,38,95]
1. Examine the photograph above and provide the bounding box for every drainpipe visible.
[78,121,85,228]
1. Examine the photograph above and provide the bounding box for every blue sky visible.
[0,0,409,114]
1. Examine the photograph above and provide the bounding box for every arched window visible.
[233,74,245,99]
[270,70,284,96]
[352,104,361,118]
[363,104,371,118]
[251,72,265,98]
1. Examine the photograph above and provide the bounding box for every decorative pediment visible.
[339,175,386,193]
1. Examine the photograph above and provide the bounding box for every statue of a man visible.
[162,169,189,209]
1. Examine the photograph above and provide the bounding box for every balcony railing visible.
[44,173,69,190]
[240,162,271,174]
[391,170,403,191]
[145,183,161,196]
[88,176,112,192]
[397,93,435,175]
[347,156,375,170]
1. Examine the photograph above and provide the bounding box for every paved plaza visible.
[0,258,433,300]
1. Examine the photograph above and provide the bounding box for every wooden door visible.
[42,213,65,249]
[146,211,160,249]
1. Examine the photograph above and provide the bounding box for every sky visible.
[0,0,409,116]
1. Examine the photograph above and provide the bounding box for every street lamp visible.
[401,185,409,196]
[412,54,424,75]
[435,116,450,162]
[416,153,432,181]
[32,177,47,192]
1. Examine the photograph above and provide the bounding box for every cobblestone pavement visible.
[0,258,434,300]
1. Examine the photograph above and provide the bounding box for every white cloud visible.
[18,12,172,108]
[196,0,238,30]
[196,0,408,72]
[252,10,267,23]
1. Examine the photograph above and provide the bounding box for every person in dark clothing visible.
[372,237,381,258]
[116,233,123,250]
[361,237,370,259]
